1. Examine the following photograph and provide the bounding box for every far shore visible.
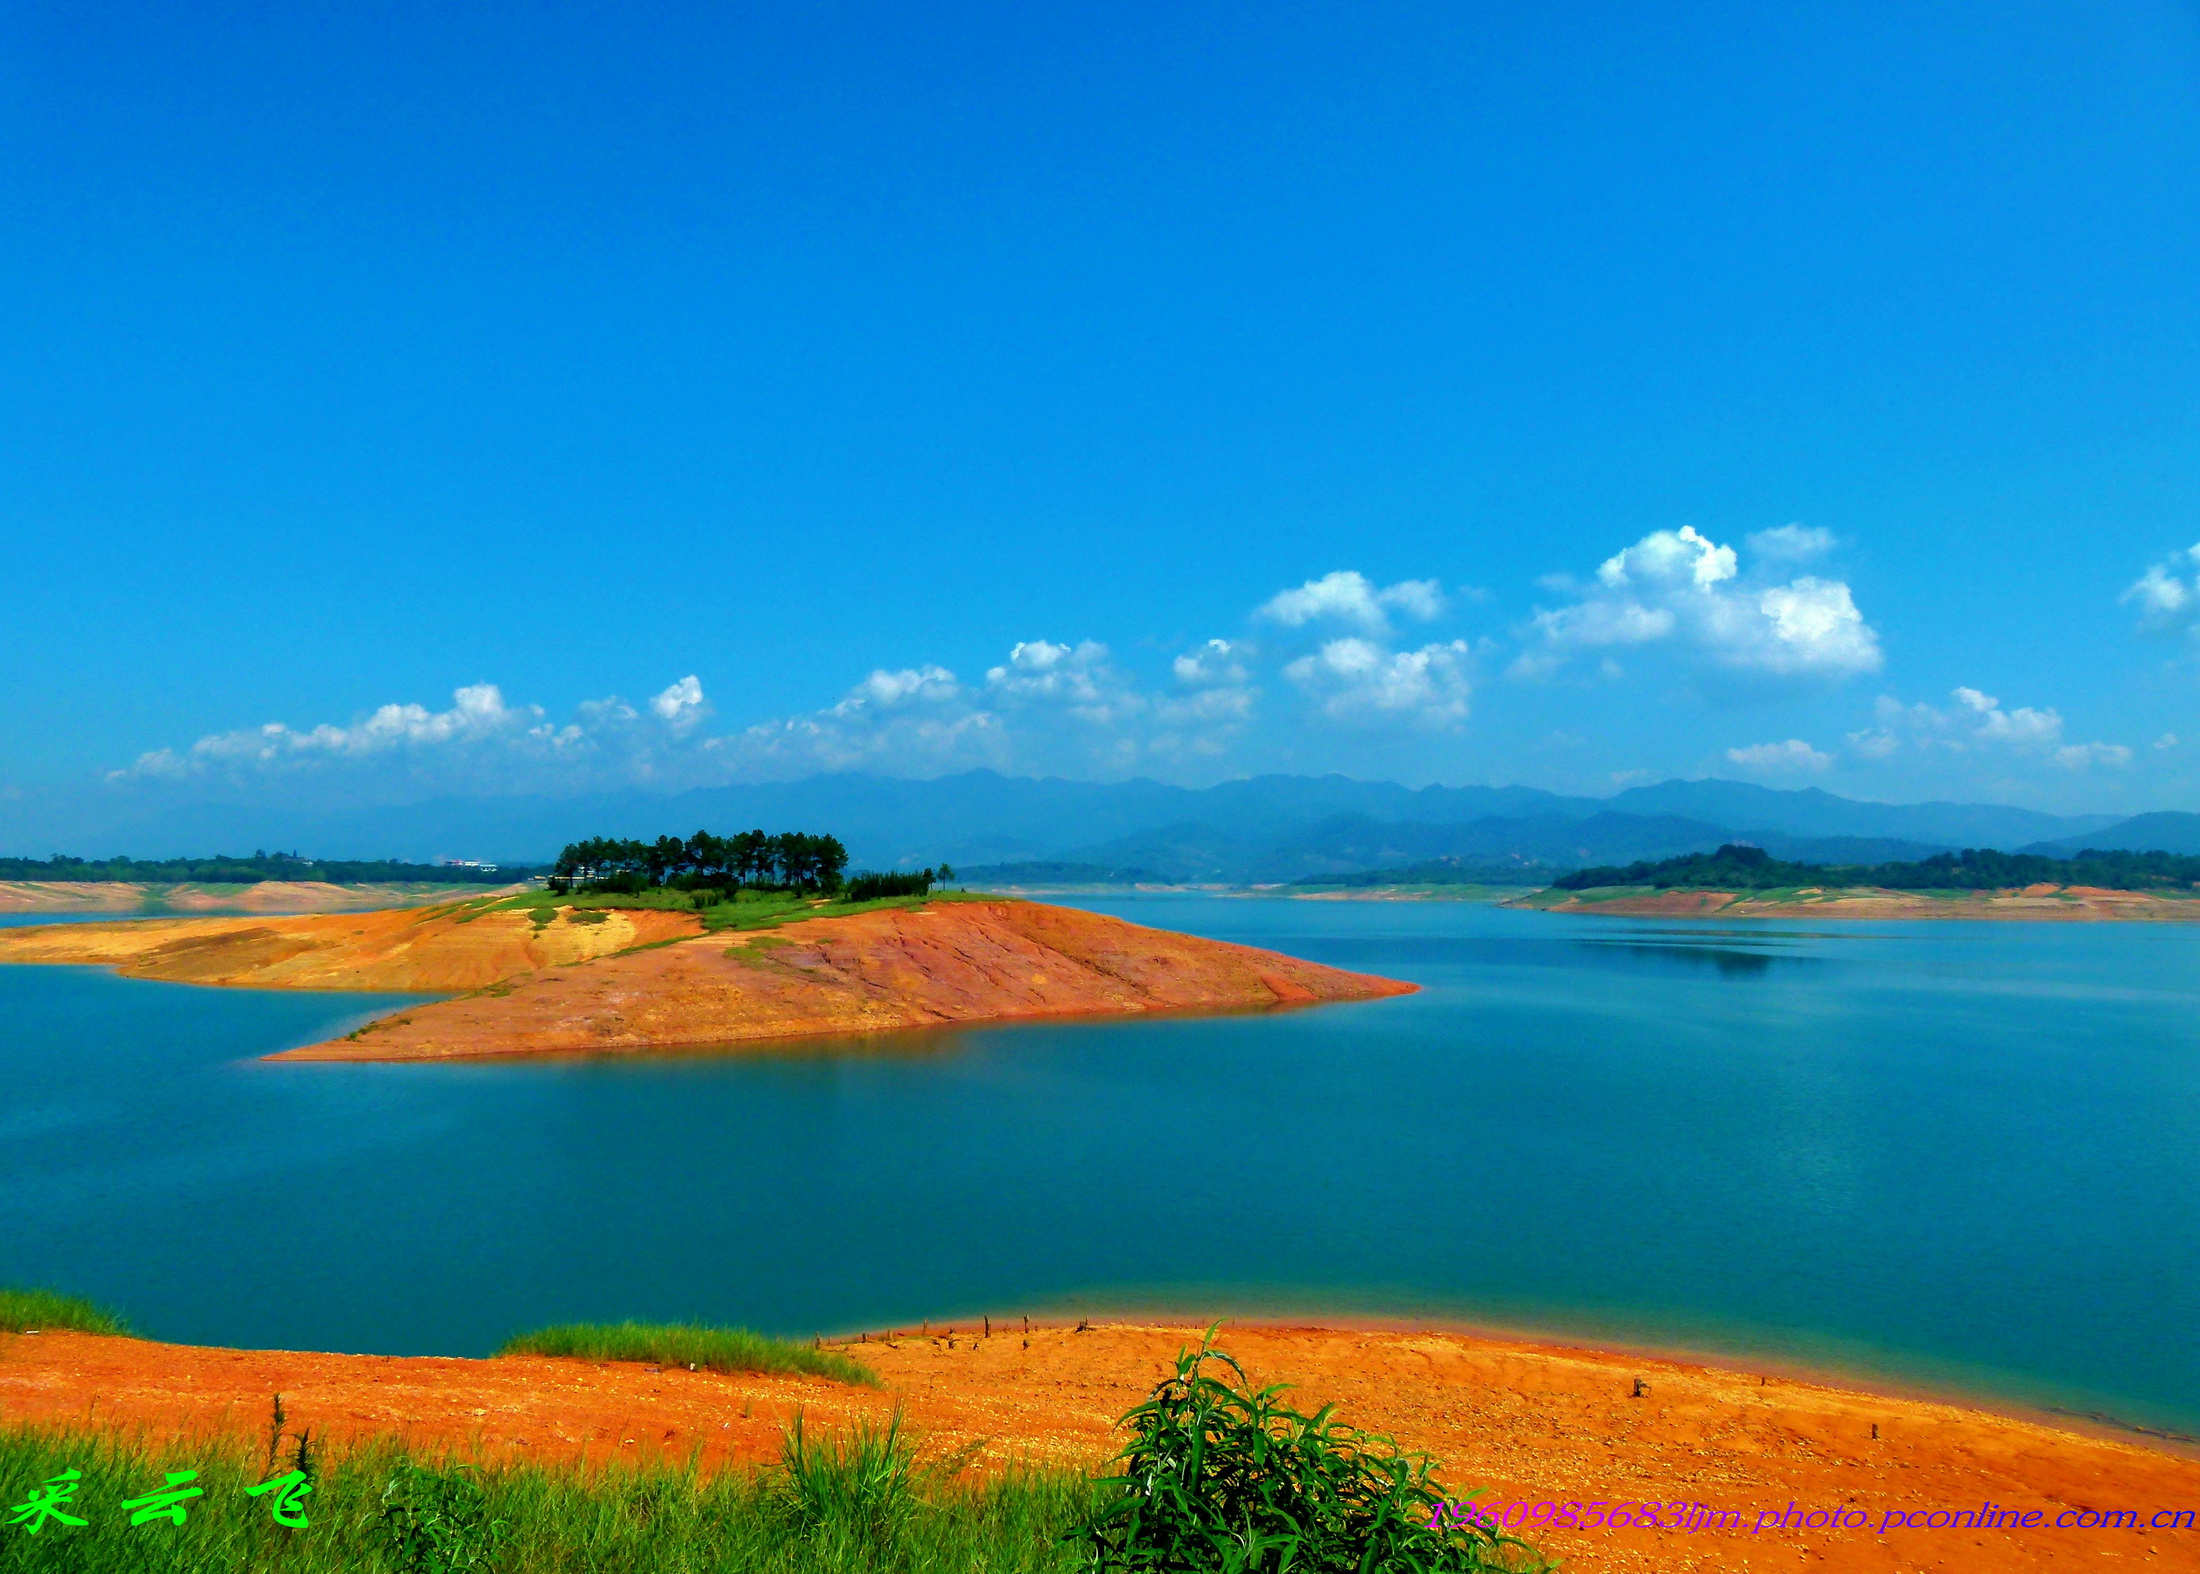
[0,878,523,915]
[975,879,2200,921]
[1505,883,2200,921]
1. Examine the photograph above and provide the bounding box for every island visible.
[0,889,1415,1061]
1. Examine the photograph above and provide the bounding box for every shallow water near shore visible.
[3,898,2198,1434]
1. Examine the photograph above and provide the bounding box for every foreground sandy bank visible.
[1510,884,2200,921]
[4,1322,2193,1572]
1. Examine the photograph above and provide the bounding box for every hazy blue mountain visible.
[2023,812,2200,857]
[1604,780,2119,847]
[6,768,2145,873]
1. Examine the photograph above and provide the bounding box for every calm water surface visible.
[4,898,2198,1431]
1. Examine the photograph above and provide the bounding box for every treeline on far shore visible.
[1556,843,2200,894]
[0,852,526,886]
[552,829,951,901]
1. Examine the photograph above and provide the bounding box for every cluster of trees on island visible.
[1555,843,2200,894]
[0,852,524,886]
[549,829,951,902]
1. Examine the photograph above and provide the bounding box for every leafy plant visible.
[380,1463,509,1574]
[1077,1333,1540,1573]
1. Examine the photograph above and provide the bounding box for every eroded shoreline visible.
[7,1319,2197,1572]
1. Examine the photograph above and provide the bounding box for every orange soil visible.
[0,901,700,991]
[1518,886,2200,921]
[5,1324,2194,1572]
[0,898,1412,1060]
[0,880,515,914]
[274,899,1416,1060]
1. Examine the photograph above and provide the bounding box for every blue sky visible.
[4,0,2198,836]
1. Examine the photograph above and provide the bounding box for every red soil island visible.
[0,898,1415,1061]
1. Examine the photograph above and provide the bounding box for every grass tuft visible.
[0,1421,1091,1572]
[0,1287,129,1336]
[497,1322,879,1386]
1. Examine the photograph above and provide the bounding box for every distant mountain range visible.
[13,769,2192,887]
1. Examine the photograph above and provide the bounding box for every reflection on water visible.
[1571,940,1782,976]
[4,897,2200,1436]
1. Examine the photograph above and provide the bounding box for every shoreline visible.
[10,1317,2198,1571]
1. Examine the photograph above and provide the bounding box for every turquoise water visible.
[4,898,2198,1432]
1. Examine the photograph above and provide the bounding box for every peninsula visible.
[0,894,1415,1060]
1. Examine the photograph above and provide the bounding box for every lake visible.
[3,897,2197,1433]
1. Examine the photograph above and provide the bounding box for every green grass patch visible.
[0,1287,129,1336]
[497,1322,879,1386]
[0,1420,1090,1573]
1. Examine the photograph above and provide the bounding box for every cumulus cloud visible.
[1726,738,1833,773]
[2055,742,2134,770]
[119,683,553,780]
[728,664,1004,778]
[1257,571,1445,635]
[2124,544,2200,634]
[1847,687,2128,771]
[649,675,708,731]
[110,681,709,794]
[1746,524,1837,562]
[1158,639,1257,728]
[1520,526,1881,681]
[983,640,1141,725]
[1283,638,1472,725]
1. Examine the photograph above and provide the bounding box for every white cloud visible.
[119,683,549,779]
[1159,639,1257,727]
[983,640,1140,725]
[2155,732,2181,750]
[1746,524,1837,562]
[2055,742,2134,770]
[830,665,961,713]
[109,681,708,793]
[2124,544,2200,633]
[648,675,708,731]
[1283,638,1472,725]
[1951,686,2060,744]
[1856,688,2129,772]
[1726,738,1833,773]
[1523,526,1881,680]
[1257,571,1445,635]
[1172,638,1247,687]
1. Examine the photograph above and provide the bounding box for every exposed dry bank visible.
[0,897,1415,1060]
[0,878,513,914]
[4,1322,2195,1573]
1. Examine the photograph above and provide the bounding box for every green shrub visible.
[496,1322,878,1386]
[1078,1334,1542,1573]
[381,1462,509,1573]
[0,1288,129,1336]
